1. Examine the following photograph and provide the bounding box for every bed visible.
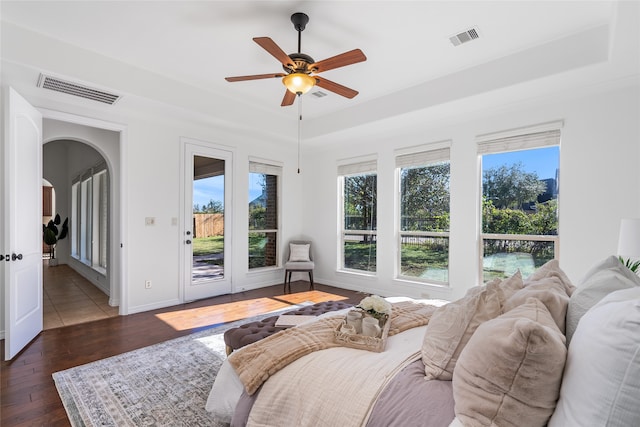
[207,256,640,427]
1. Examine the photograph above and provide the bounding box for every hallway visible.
[43,262,119,329]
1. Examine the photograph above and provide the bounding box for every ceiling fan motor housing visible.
[284,53,315,74]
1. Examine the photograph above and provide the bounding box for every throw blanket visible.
[247,325,428,426]
[228,300,438,395]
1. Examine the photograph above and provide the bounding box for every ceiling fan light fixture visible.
[282,73,315,95]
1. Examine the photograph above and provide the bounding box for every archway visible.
[42,139,118,328]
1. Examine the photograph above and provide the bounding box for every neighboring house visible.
[1,1,639,340]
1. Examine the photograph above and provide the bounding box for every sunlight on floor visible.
[154,290,349,331]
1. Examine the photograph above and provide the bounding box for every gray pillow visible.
[566,255,640,343]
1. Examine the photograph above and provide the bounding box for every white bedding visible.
[206,298,447,424]
[246,325,427,426]
[205,307,352,421]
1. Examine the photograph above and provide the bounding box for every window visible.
[397,147,450,284]
[71,162,109,273]
[339,159,377,273]
[248,161,281,269]
[478,121,561,283]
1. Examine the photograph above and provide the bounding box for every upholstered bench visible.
[224,300,352,355]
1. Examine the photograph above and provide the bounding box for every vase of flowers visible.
[356,295,392,323]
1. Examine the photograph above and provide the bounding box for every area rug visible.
[53,306,308,427]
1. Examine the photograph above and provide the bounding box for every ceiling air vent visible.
[37,74,121,105]
[311,90,328,98]
[449,27,480,46]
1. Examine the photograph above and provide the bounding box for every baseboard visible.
[127,298,182,315]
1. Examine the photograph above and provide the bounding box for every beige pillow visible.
[422,280,504,380]
[453,298,566,427]
[289,243,310,262]
[503,260,574,333]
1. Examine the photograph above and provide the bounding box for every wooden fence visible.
[193,213,224,238]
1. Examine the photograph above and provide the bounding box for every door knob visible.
[185,240,192,245]
[186,231,191,235]
[4,254,9,261]
[12,253,23,261]
[0,254,3,261]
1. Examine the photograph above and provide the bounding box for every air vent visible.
[449,27,480,46]
[37,74,121,105]
[310,90,328,98]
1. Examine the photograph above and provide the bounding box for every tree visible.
[483,162,546,209]
[400,163,450,231]
[194,199,224,214]
[344,174,377,242]
[344,174,377,229]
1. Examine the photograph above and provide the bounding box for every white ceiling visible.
[1,1,637,144]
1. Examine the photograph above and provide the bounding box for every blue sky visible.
[194,147,559,208]
[482,146,559,180]
[193,173,264,208]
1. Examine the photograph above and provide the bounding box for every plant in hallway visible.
[43,213,68,264]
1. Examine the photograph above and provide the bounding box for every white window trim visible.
[477,121,562,282]
[338,157,378,275]
[396,145,451,285]
[71,161,108,275]
[248,160,282,270]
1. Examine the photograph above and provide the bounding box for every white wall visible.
[302,82,640,301]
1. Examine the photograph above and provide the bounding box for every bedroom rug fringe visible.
[52,305,309,427]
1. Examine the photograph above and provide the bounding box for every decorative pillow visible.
[422,278,505,380]
[565,255,640,343]
[453,298,566,427]
[502,259,574,334]
[549,287,640,427]
[289,243,311,262]
[493,270,524,312]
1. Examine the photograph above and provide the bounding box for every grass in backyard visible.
[192,236,224,256]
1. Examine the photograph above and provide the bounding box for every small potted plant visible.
[43,214,68,265]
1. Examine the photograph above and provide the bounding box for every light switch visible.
[145,217,156,226]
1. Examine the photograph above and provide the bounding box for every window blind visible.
[396,147,450,169]
[249,161,282,176]
[337,159,377,176]
[477,120,563,154]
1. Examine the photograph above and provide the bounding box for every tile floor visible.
[43,261,119,330]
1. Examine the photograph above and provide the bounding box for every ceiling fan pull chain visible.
[297,94,303,174]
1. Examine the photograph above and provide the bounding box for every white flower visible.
[357,295,391,315]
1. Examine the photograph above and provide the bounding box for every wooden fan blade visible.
[314,76,359,99]
[253,37,295,68]
[281,90,296,107]
[310,49,366,73]
[225,73,285,82]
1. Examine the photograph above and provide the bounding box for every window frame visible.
[477,121,562,283]
[71,161,108,275]
[338,158,378,275]
[248,160,282,271]
[396,145,451,285]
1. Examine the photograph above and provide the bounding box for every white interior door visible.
[3,87,43,360]
[182,140,232,301]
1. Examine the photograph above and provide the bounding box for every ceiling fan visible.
[225,12,367,106]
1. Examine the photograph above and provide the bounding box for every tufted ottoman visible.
[223,300,352,355]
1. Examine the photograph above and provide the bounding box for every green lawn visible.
[192,236,224,256]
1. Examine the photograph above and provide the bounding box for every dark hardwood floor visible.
[1,281,365,427]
